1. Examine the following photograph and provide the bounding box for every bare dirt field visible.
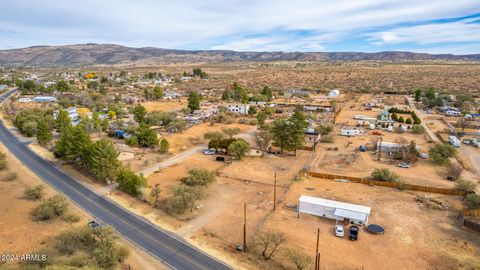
[262,176,480,270]
[142,98,187,112]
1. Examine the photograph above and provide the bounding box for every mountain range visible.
[0,43,479,67]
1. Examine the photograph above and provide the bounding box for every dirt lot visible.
[142,98,187,112]
[261,176,480,269]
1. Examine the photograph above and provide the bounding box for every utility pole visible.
[273,172,277,211]
[314,228,320,270]
[377,137,383,161]
[243,203,247,253]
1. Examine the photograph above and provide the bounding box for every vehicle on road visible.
[397,162,411,168]
[203,149,216,155]
[349,226,359,241]
[335,225,344,237]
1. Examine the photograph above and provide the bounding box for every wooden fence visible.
[459,209,480,233]
[307,171,467,196]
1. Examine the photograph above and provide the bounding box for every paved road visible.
[0,90,232,270]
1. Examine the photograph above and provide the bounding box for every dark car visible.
[349,225,359,241]
[88,220,101,229]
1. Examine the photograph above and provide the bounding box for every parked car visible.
[335,225,344,237]
[88,220,101,229]
[203,149,216,155]
[349,226,359,241]
[419,153,429,159]
[397,162,411,168]
[358,145,367,152]
[216,149,226,155]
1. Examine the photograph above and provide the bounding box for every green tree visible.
[116,167,146,197]
[36,119,52,145]
[132,104,147,124]
[232,82,248,103]
[228,139,250,160]
[88,138,120,184]
[56,109,72,133]
[56,80,70,92]
[222,90,232,101]
[168,119,187,133]
[135,125,158,147]
[256,112,267,126]
[429,144,457,165]
[255,125,273,156]
[315,124,333,135]
[165,184,204,214]
[54,125,92,166]
[248,106,257,116]
[405,118,412,125]
[398,116,405,123]
[414,89,422,102]
[187,91,201,113]
[261,86,273,101]
[222,127,240,139]
[159,139,170,154]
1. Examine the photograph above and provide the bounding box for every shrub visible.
[320,135,334,143]
[159,139,170,154]
[24,185,45,200]
[429,144,457,165]
[411,125,425,134]
[55,226,94,254]
[455,179,477,192]
[33,195,69,221]
[0,152,7,170]
[62,213,81,223]
[3,172,17,181]
[116,167,146,197]
[465,193,480,209]
[165,184,204,215]
[371,168,400,182]
[316,124,333,135]
[180,169,216,187]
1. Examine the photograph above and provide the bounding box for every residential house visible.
[226,103,251,115]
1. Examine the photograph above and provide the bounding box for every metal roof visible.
[299,195,371,215]
[334,208,367,221]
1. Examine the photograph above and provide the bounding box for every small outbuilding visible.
[297,195,371,225]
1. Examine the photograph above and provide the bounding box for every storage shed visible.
[297,195,371,225]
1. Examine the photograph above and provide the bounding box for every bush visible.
[159,139,170,154]
[316,124,333,135]
[24,185,45,200]
[165,184,204,215]
[429,144,457,165]
[320,135,334,143]
[465,194,480,209]
[411,125,425,134]
[62,213,80,223]
[180,169,216,187]
[455,179,477,192]
[0,152,7,170]
[33,195,68,221]
[55,226,94,254]
[371,168,400,182]
[3,172,17,181]
[116,167,146,197]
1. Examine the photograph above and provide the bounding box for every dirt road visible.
[140,146,204,176]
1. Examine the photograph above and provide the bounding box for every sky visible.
[0,0,479,54]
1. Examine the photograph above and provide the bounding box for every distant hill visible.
[0,43,479,67]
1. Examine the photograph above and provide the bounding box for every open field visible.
[263,176,480,269]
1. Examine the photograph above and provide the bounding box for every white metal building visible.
[298,195,371,225]
[226,103,251,115]
[341,127,361,136]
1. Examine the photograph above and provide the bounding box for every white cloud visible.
[367,19,480,45]
[0,0,479,52]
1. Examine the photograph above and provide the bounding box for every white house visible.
[298,195,371,225]
[33,96,57,103]
[18,97,33,103]
[341,127,361,136]
[445,110,461,116]
[226,103,251,115]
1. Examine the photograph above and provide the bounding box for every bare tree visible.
[285,248,313,270]
[446,162,463,181]
[254,126,273,156]
[255,231,287,260]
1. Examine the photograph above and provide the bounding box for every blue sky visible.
[0,0,479,54]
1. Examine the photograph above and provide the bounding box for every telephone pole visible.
[377,137,383,161]
[273,172,277,211]
[314,228,320,270]
[243,203,247,253]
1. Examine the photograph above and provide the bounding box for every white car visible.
[335,225,344,237]
[419,153,429,159]
[203,149,216,155]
